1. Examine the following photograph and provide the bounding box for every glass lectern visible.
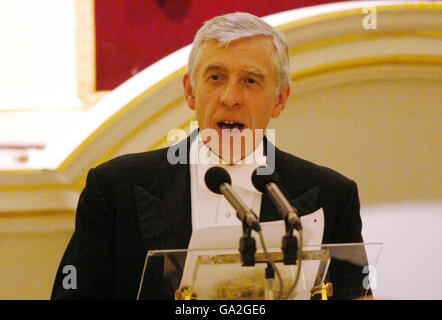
[136,242,382,300]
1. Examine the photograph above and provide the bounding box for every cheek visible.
[195,90,219,118]
[194,98,212,126]
[252,98,276,126]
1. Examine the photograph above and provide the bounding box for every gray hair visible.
[187,12,290,92]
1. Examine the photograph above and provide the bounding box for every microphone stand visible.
[263,183,300,265]
[282,222,298,265]
[239,218,256,267]
[217,181,259,267]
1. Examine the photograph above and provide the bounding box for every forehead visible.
[195,37,277,77]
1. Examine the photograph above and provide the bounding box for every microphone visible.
[251,167,302,231]
[204,166,261,232]
[252,167,302,265]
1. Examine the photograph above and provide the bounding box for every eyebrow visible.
[202,64,266,80]
[244,68,266,80]
[202,64,224,76]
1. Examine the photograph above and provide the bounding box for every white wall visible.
[0,0,80,109]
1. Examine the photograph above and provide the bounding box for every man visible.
[52,12,366,300]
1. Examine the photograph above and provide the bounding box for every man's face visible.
[183,36,290,162]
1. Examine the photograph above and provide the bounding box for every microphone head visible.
[204,166,231,194]
[251,166,277,192]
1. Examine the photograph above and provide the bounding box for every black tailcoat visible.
[52,134,365,299]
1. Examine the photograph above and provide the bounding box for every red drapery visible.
[95,0,355,90]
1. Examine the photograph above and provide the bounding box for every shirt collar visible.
[191,133,266,192]
[196,134,266,166]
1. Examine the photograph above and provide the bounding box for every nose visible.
[220,79,243,108]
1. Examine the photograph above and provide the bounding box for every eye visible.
[209,74,222,81]
[245,78,257,85]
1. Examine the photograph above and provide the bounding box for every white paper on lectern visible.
[180,208,325,299]
[188,208,324,249]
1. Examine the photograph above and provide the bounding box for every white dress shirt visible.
[189,134,267,231]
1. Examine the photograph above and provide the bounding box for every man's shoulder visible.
[96,147,168,170]
[85,135,192,190]
[89,147,170,185]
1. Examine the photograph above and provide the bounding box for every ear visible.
[271,86,290,118]
[183,73,196,110]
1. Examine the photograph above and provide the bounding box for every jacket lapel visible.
[135,133,197,251]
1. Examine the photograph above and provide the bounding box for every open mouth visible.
[217,120,245,131]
